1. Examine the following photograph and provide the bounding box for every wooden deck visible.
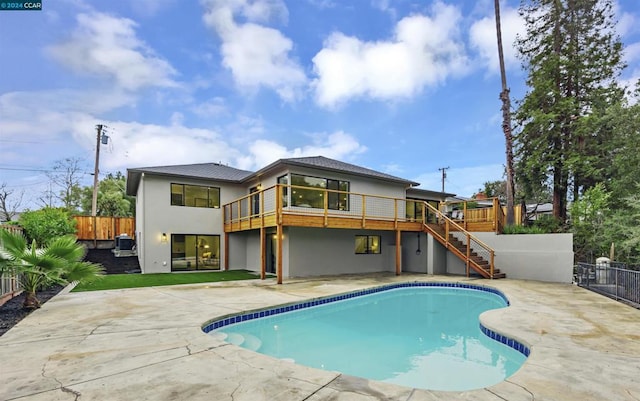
[223,185,505,283]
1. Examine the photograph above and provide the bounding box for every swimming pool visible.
[203,282,529,391]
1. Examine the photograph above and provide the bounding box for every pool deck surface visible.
[1,273,639,401]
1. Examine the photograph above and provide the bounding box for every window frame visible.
[170,183,220,209]
[355,235,381,254]
[290,173,350,211]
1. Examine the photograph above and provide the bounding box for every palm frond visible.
[64,261,104,283]
[46,235,85,262]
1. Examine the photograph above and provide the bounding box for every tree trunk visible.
[494,0,515,226]
[23,291,41,309]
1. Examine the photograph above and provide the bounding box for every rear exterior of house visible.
[126,156,454,280]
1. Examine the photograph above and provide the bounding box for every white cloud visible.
[311,2,469,107]
[469,6,524,74]
[47,12,178,91]
[201,0,306,102]
[237,130,367,170]
[414,164,504,196]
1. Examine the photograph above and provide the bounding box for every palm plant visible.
[0,229,103,309]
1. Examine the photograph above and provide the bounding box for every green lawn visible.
[72,270,266,292]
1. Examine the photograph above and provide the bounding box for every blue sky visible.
[1,0,639,210]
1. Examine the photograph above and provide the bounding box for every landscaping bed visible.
[0,284,64,337]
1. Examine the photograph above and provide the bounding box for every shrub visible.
[18,207,77,246]
[503,225,546,234]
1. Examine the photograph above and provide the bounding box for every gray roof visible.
[407,187,455,201]
[256,156,419,186]
[126,163,253,195]
[127,156,423,196]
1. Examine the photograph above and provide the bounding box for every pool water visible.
[209,286,527,391]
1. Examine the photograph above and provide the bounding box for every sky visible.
[1,0,639,210]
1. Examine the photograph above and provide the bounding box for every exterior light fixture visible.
[161,233,168,243]
[416,233,422,255]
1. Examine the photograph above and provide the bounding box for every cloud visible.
[201,0,307,102]
[47,12,178,91]
[414,164,504,197]
[311,2,469,107]
[237,130,367,170]
[469,5,524,74]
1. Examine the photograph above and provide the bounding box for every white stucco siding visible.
[136,174,246,273]
[473,232,574,283]
[402,232,428,273]
[286,227,396,277]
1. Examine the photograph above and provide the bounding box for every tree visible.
[46,157,86,213]
[0,229,103,308]
[515,0,625,223]
[494,0,516,226]
[0,183,24,222]
[569,183,610,262]
[80,172,133,216]
[18,207,77,246]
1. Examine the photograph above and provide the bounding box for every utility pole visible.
[91,124,109,248]
[438,166,450,193]
[91,124,103,218]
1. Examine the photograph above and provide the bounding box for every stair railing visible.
[422,202,496,278]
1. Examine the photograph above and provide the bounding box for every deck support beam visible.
[224,232,229,271]
[260,227,266,280]
[276,223,283,284]
[395,229,401,276]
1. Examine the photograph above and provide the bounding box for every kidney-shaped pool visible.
[203,282,529,391]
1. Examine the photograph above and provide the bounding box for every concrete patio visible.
[1,274,639,401]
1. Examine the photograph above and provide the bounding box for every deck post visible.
[466,233,471,277]
[276,223,283,284]
[323,189,328,227]
[361,195,366,228]
[260,227,266,280]
[395,229,401,276]
[224,232,229,271]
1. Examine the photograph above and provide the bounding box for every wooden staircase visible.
[422,202,505,279]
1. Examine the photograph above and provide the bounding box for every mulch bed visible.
[0,284,65,337]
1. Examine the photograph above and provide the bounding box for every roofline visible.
[246,158,420,186]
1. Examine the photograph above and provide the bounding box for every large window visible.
[355,235,381,254]
[290,174,349,210]
[171,183,220,208]
[277,175,288,207]
[406,200,440,223]
[171,234,220,271]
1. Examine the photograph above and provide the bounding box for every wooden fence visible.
[0,225,24,305]
[73,216,135,241]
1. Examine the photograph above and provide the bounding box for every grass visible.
[72,270,266,292]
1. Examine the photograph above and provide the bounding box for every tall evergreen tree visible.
[514,0,625,222]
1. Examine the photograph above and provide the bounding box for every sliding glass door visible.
[171,234,220,271]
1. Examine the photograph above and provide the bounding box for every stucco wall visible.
[287,227,396,277]
[402,232,427,273]
[426,235,447,275]
[473,232,574,283]
[136,174,246,273]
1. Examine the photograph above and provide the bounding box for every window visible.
[290,174,349,210]
[171,183,220,208]
[355,235,381,254]
[277,175,288,207]
[171,234,220,271]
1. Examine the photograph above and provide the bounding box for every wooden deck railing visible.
[422,202,496,278]
[443,198,522,233]
[223,184,422,230]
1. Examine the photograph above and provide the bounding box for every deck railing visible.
[577,262,640,308]
[223,184,416,227]
[443,198,522,232]
[423,202,495,278]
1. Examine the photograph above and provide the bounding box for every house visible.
[126,156,510,283]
